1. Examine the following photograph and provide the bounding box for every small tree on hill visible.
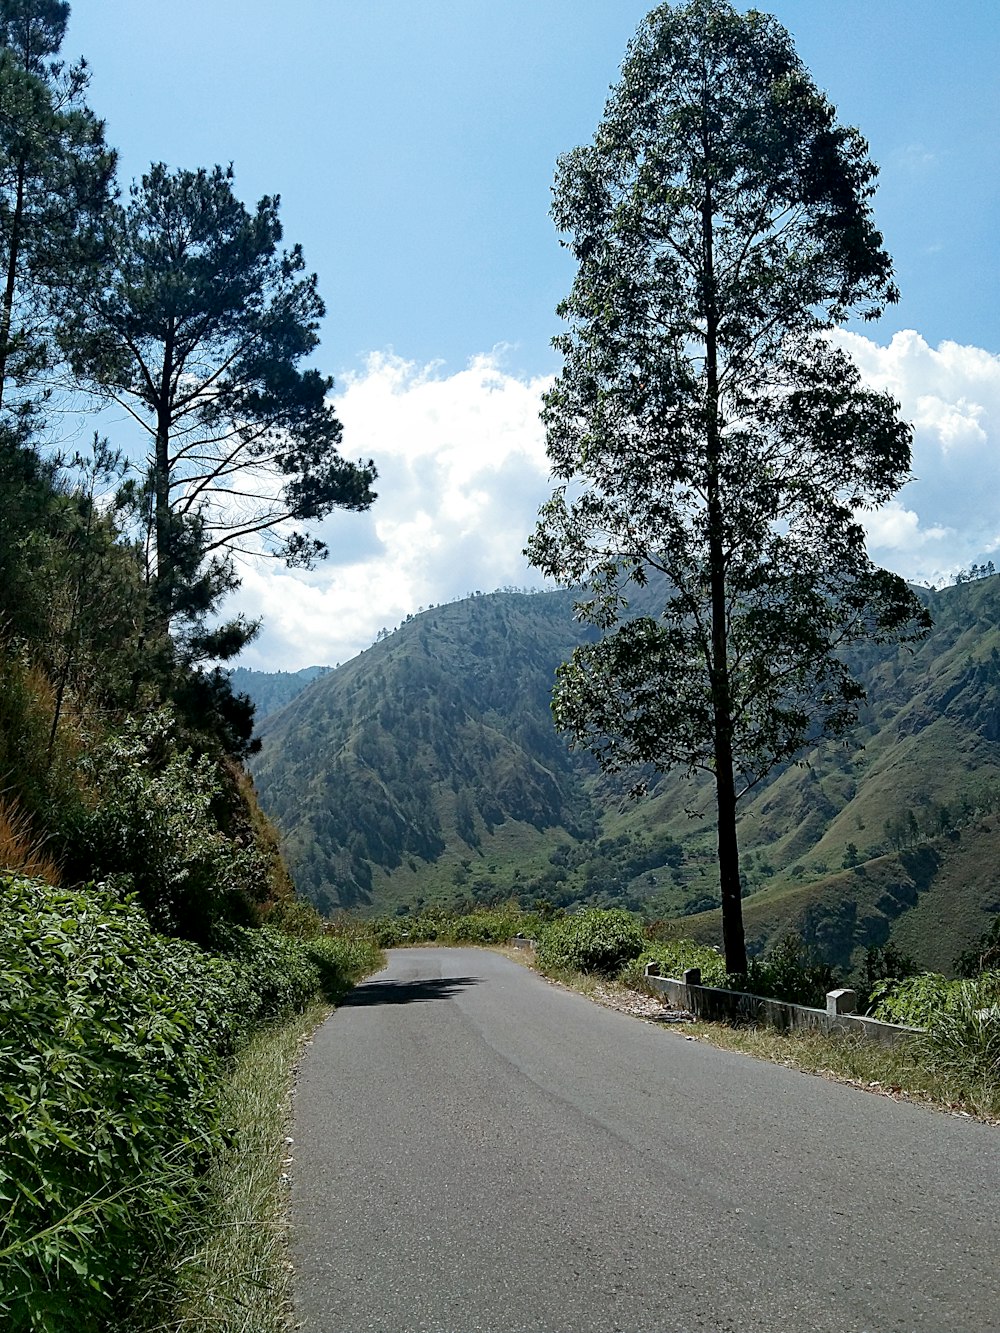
[527,0,929,972]
[65,163,377,657]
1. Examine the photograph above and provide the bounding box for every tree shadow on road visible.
[342,976,482,1006]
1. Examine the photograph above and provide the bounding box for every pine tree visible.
[0,0,115,417]
[64,162,377,655]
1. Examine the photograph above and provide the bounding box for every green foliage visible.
[366,904,526,949]
[448,907,527,945]
[871,972,972,1029]
[525,0,928,973]
[74,709,269,942]
[303,930,384,1003]
[856,941,918,1010]
[733,934,838,1008]
[917,979,1000,1091]
[64,160,376,649]
[535,907,645,976]
[0,876,231,1332]
[618,939,728,990]
[0,0,116,418]
[0,875,382,1332]
[872,971,1000,1096]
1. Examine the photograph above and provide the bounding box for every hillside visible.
[253,590,603,916]
[252,575,1000,973]
[229,664,332,721]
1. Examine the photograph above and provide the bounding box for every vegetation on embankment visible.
[0,875,381,1333]
[367,904,1000,1121]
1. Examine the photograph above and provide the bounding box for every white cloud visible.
[231,331,1000,671]
[232,351,553,670]
[830,328,1000,587]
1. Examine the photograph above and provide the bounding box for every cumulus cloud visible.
[830,329,1000,587]
[230,331,1000,671]
[232,351,553,670]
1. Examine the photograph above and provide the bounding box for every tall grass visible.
[0,796,60,884]
[160,1004,330,1333]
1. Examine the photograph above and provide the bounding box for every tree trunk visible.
[701,94,748,976]
[714,731,747,974]
[0,153,27,412]
[152,333,174,628]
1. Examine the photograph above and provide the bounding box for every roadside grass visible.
[157,1002,332,1333]
[498,943,1000,1124]
[676,1021,1000,1124]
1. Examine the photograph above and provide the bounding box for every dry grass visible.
[0,796,60,884]
[674,1020,999,1123]
[507,948,1000,1125]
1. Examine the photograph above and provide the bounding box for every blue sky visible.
[64,2,1000,669]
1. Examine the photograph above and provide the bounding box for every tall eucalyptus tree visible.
[527,0,928,971]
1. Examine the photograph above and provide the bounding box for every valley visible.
[247,572,1000,979]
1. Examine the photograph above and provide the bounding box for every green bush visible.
[75,709,268,942]
[305,931,384,1002]
[0,876,232,1333]
[732,934,838,1007]
[445,907,525,945]
[871,970,1000,1028]
[366,905,526,949]
[535,907,645,976]
[0,876,383,1332]
[873,971,1000,1094]
[618,938,728,989]
[368,914,408,947]
[209,925,323,1039]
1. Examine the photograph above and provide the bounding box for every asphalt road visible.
[290,947,999,1333]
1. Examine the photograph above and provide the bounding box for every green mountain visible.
[229,665,332,721]
[251,576,1000,975]
[252,591,601,915]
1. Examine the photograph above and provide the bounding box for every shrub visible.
[869,972,956,1028]
[445,907,524,945]
[0,876,232,1332]
[919,978,1000,1090]
[618,938,728,990]
[0,650,83,856]
[856,941,918,1011]
[873,971,1000,1095]
[535,907,645,976]
[209,925,324,1039]
[365,905,526,949]
[75,709,268,942]
[732,934,838,1007]
[305,931,384,1002]
[368,915,408,948]
[0,876,382,1332]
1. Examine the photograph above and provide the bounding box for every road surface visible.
[290,947,998,1332]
